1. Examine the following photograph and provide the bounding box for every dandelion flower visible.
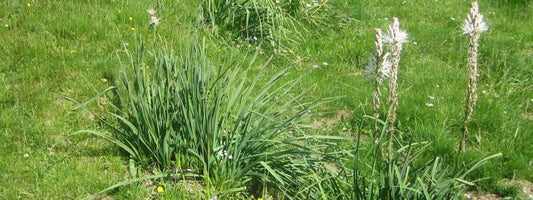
[156,186,164,193]
[26,3,31,7]
[130,27,135,31]
[129,16,133,21]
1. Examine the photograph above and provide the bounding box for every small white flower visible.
[228,155,233,159]
[364,55,378,79]
[323,62,328,66]
[413,41,417,45]
[24,153,29,158]
[451,17,456,21]
[428,96,435,99]
[493,93,500,98]
[425,103,434,107]
[123,42,129,46]
[306,4,311,8]
[149,16,160,26]
[147,9,156,15]
[218,150,228,156]
[530,99,533,102]
[4,24,8,27]
[276,0,280,3]
[482,90,487,94]
[312,64,319,68]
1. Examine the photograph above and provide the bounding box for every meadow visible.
[1,0,532,199]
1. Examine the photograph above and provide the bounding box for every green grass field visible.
[1,0,532,199]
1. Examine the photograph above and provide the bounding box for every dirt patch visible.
[312,109,351,131]
[464,192,502,200]
[512,180,533,199]
[465,180,533,200]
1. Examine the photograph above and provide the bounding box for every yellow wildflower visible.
[70,50,77,54]
[156,186,164,193]
[118,10,122,14]
[257,198,263,200]
[129,16,133,21]
[26,3,31,7]
[131,27,135,31]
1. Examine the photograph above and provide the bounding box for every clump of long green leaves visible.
[314,119,502,199]
[201,0,329,51]
[67,33,343,198]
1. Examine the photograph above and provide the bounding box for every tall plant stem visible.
[383,17,407,153]
[461,1,487,152]
[372,29,384,130]
[462,32,481,152]
[386,44,401,152]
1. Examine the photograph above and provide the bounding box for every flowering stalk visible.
[365,29,385,126]
[461,1,488,152]
[383,17,408,145]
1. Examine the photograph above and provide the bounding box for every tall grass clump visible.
[323,120,503,200]
[201,0,330,51]
[66,30,344,198]
[461,1,488,152]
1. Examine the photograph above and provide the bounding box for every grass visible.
[1,0,532,199]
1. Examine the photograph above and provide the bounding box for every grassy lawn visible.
[1,0,532,199]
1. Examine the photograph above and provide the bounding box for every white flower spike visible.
[383,17,408,46]
[462,1,488,35]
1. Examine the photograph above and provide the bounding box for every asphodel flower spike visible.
[462,1,488,36]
